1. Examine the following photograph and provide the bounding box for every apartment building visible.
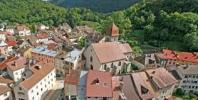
[14,62,56,100]
[176,65,198,92]
[155,49,198,67]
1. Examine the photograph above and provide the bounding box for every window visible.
[104,64,107,70]
[111,63,114,68]
[37,92,39,95]
[90,56,93,62]
[31,90,33,93]
[118,62,121,66]
[4,93,7,96]
[19,87,22,90]
[41,88,43,91]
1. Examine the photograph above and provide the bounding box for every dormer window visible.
[92,78,100,85]
[141,85,149,94]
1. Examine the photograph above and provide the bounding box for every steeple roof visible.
[106,23,119,37]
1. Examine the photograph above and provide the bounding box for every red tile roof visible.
[0,85,11,95]
[20,62,55,89]
[0,57,17,70]
[7,57,27,71]
[86,70,112,97]
[36,32,48,39]
[146,68,177,89]
[92,42,131,63]
[0,76,13,84]
[106,23,119,37]
[65,70,80,85]
[47,43,58,50]
[157,49,198,63]
[132,72,155,100]
[6,40,17,46]
[121,75,140,100]
[0,31,12,36]
[6,36,17,46]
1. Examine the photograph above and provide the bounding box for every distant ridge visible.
[51,0,138,13]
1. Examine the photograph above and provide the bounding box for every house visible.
[64,70,80,100]
[132,72,155,100]
[0,85,12,100]
[24,35,38,46]
[155,49,198,67]
[14,62,56,100]
[174,64,198,92]
[0,32,8,41]
[112,75,140,100]
[16,25,31,36]
[112,67,177,100]
[57,23,72,33]
[37,24,49,31]
[36,32,49,43]
[84,42,133,74]
[146,68,177,100]
[65,48,84,70]
[6,36,17,53]
[5,26,15,35]
[106,23,119,42]
[86,70,112,100]
[0,57,17,71]
[0,40,8,55]
[32,46,58,65]
[55,48,84,77]
[7,57,27,82]
[64,70,88,100]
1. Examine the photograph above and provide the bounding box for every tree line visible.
[0,0,197,52]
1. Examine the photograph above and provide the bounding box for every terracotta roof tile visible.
[20,62,55,89]
[86,70,112,97]
[0,76,13,84]
[157,49,198,64]
[121,75,140,100]
[0,85,11,95]
[7,57,27,71]
[146,68,177,89]
[106,23,119,37]
[132,72,155,99]
[0,57,17,70]
[92,42,131,63]
[65,70,80,85]
[36,32,49,39]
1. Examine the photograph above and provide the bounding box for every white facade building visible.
[14,63,56,100]
[16,25,31,36]
[7,57,27,82]
[176,65,198,92]
[0,85,11,100]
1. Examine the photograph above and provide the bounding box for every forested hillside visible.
[0,0,198,52]
[50,0,138,13]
